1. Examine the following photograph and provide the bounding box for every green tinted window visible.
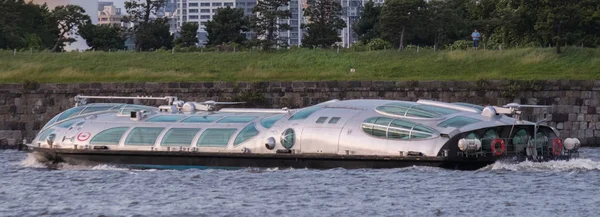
[197,129,237,147]
[90,127,129,145]
[362,117,393,138]
[289,106,320,120]
[452,102,485,111]
[316,117,328,123]
[182,116,222,123]
[481,129,499,151]
[329,117,341,124]
[260,114,284,128]
[37,129,55,142]
[147,115,185,122]
[57,118,81,128]
[438,116,481,128]
[414,105,459,115]
[57,107,85,121]
[161,128,201,146]
[234,124,259,146]
[281,128,296,149]
[42,115,61,130]
[125,127,164,146]
[217,116,257,123]
[388,120,413,139]
[80,105,120,115]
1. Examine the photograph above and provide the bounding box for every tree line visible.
[1,0,599,54]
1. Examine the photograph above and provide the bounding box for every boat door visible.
[300,109,361,154]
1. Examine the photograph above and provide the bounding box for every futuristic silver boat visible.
[27,95,581,170]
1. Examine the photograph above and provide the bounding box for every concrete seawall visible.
[1,80,599,146]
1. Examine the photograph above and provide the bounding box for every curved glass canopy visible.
[375,103,460,119]
[361,117,438,140]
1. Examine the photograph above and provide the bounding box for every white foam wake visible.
[482,158,600,172]
[20,153,47,168]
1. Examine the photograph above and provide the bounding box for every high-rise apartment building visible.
[177,0,244,45]
[98,5,124,25]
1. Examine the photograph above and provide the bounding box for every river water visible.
[2,149,600,217]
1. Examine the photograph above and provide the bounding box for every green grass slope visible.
[0,47,598,83]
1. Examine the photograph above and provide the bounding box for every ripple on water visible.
[2,148,600,217]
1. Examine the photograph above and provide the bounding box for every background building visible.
[98,4,124,25]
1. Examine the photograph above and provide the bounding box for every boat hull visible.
[28,147,505,170]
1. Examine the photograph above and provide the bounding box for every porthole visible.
[280,128,296,149]
[481,129,499,151]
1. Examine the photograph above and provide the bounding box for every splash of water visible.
[20,153,47,168]
[482,158,600,172]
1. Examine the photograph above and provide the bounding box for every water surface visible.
[2,149,600,217]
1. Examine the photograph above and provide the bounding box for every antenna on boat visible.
[74,95,179,107]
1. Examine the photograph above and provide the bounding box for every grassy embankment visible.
[0,47,599,83]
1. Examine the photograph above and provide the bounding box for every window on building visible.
[224,2,233,6]
[200,15,210,19]
[212,2,222,6]
[200,3,210,6]
[90,127,129,145]
[189,9,198,13]
[189,15,199,19]
[197,129,237,147]
[246,8,253,12]
[234,124,259,146]
[189,3,198,6]
[247,2,255,6]
[200,9,210,13]
[125,127,164,146]
[237,2,245,5]
[161,128,201,146]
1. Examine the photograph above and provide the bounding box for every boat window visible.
[125,127,164,146]
[57,107,85,122]
[182,116,222,123]
[376,105,439,118]
[289,106,321,120]
[452,102,485,112]
[41,114,61,130]
[260,114,284,128]
[316,117,328,123]
[57,118,81,128]
[197,128,237,147]
[328,117,341,124]
[362,117,438,140]
[281,128,296,149]
[37,129,55,141]
[217,116,257,123]
[481,129,499,151]
[90,127,129,145]
[147,115,186,122]
[388,119,413,139]
[414,105,459,115]
[234,124,259,146]
[437,116,481,128]
[161,128,201,146]
[80,104,121,115]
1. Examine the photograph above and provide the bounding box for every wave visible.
[480,158,600,172]
[20,153,47,168]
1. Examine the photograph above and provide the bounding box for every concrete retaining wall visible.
[1,80,599,146]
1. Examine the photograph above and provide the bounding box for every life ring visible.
[490,138,505,156]
[552,138,563,156]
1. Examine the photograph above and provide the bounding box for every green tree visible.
[175,22,199,47]
[535,0,581,54]
[79,24,125,51]
[353,0,381,44]
[124,0,168,51]
[251,0,291,50]
[380,0,426,50]
[204,7,249,46]
[425,0,465,50]
[301,0,346,48]
[51,5,91,52]
[135,18,173,51]
[0,0,58,50]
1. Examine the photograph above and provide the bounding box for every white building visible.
[177,0,243,45]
